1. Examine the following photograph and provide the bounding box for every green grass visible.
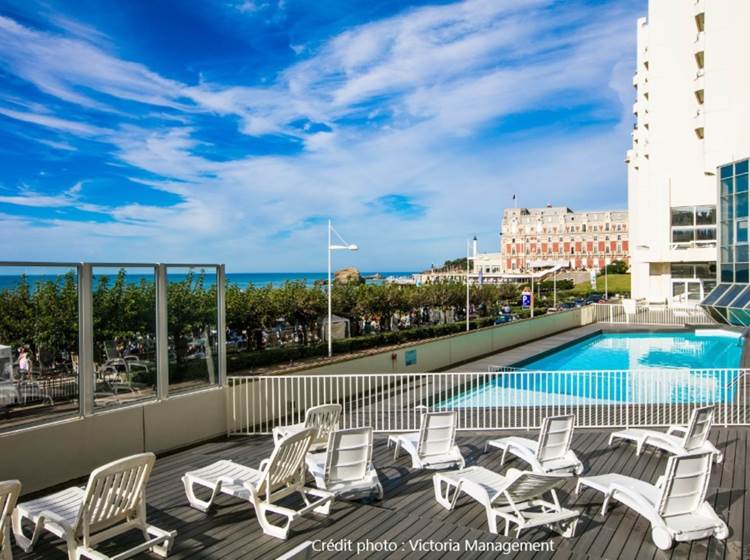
[596,273,630,294]
[566,273,631,297]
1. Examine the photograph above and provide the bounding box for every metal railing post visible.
[78,263,94,417]
[217,265,227,387]
[155,264,169,400]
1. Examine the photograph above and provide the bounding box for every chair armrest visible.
[666,425,688,436]
[258,459,270,472]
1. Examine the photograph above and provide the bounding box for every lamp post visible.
[327,220,358,357]
[604,257,611,300]
[466,237,477,331]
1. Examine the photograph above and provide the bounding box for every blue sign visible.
[521,291,531,308]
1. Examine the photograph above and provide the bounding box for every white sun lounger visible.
[272,404,341,452]
[576,451,728,549]
[609,405,722,463]
[183,429,334,540]
[305,427,383,500]
[12,453,175,560]
[434,466,579,537]
[1,480,20,560]
[484,414,583,474]
[387,411,465,470]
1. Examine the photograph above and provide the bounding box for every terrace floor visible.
[11,427,750,560]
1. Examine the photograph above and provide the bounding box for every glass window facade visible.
[702,157,750,324]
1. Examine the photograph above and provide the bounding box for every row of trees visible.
[1,272,527,363]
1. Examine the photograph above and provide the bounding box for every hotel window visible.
[670,205,716,245]
[718,159,750,282]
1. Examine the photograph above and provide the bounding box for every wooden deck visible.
[10,427,750,560]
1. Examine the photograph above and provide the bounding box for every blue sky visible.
[0,0,645,271]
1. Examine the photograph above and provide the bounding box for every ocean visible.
[0,271,417,291]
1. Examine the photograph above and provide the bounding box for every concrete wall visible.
[226,308,596,432]
[294,308,593,375]
[0,387,225,494]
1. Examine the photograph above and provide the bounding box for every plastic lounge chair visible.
[12,453,175,560]
[182,429,334,540]
[387,411,465,470]
[1,480,21,560]
[305,427,383,500]
[434,466,579,537]
[575,451,728,549]
[609,405,722,463]
[272,404,341,452]
[484,414,583,474]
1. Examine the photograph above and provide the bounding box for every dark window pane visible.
[737,264,749,283]
[721,165,734,179]
[672,228,695,243]
[722,265,734,282]
[731,286,750,308]
[696,227,716,241]
[695,263,715,279]
[671,264,694,278]
[722,178,734,195]
[722,246,734,264]
[696,206,716,225]
[703,283,730,305]
[736,160,749,174]
[722,220,734,246]
[738,244,750,263]
[738,192,749,218]
[670,207,694,226]
[722,196,734,221]
[717,283,745,305]
[738,219,749,243]
[737,174,749,193]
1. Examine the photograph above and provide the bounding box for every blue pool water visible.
[520,331,743,371]
[444,331,744,407]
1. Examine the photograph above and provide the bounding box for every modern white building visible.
[628,0,750,305]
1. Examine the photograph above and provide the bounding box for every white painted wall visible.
[628,1,750,302]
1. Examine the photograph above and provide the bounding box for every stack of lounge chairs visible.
[0,403,730,558]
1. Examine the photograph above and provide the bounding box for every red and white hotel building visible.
[499,206,629,272]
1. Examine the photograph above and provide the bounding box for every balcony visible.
[694,32,705,68]
[632,73,638,87]
[632,101,639,115]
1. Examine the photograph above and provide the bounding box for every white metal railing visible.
[227,368,750,435]
[592,303,716,326]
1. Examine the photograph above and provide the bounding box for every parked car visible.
[495,314,518,324]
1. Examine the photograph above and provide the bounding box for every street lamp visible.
[466,237,477,331]
[604,257,611,300]
[327,219,358,357]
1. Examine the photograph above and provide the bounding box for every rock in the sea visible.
[335,267,363,285]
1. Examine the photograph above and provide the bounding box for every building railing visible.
[0,261,227,433]
[227,368,750,435]
[592,303,716,326]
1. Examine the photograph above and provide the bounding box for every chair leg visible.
[256,504,293,540]
[485,507,498,534]
[11,511,44,553]
[433,477,461,511]
[182,476,220,513]
[65,534,77,560]
[392,440,401,462]
[500,446,508,467]
[1,526,11,560]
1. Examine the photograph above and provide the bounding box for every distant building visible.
[498,207,629,273]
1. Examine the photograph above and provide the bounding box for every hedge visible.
[227,317,498,372]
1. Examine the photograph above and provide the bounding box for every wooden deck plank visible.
[8,428,746,560]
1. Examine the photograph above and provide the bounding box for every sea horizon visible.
[0,271,418,291]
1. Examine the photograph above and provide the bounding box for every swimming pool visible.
[443,330,745,407]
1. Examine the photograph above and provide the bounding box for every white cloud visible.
[0,1,643,270]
